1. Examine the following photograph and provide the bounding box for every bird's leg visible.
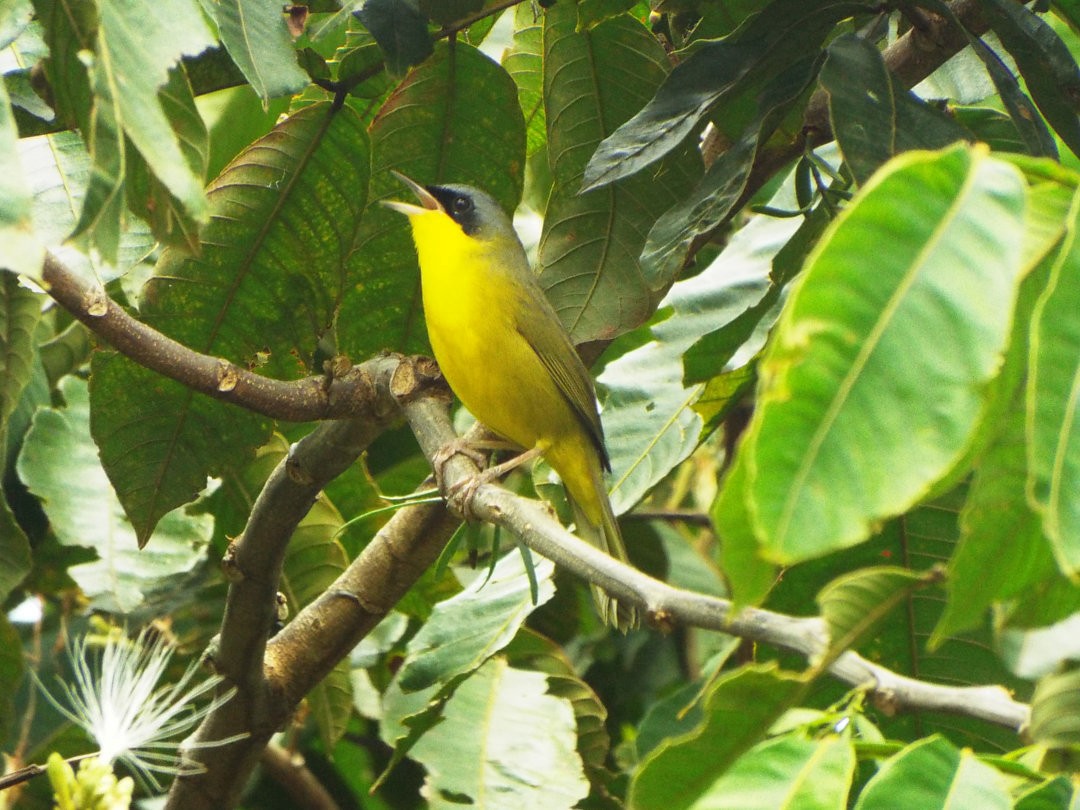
[439,443,543,521]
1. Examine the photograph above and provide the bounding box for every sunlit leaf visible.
[740,145,1027,563]
[211,0,309,100]
[18,377,213,612]
[629,664,806,810]
[0,78,41,278]
[398,552,555,692]
[409,657,590,809]
[1027,190,1080,576]
[853,736,1010,810]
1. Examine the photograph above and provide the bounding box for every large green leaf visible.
[211,0,309,100]
[31,0,95,132]
[502,3,545,158]
[852,736,1011,810]
[92,102,370,544]
[338,40,525,357]
[408,657,589,809]
[537,4,701,342]
[666,734,855,810]
[580,0,875,191]
[820,35,972,185]
[0,273,39,430]
[398,552,555,693]
[72,0,215,261]
[18,377,213,612]
[0,77,41,278]
[18,131,154,283]
[739,145,1027,563]
[1027,189,1080,575]
[628,664,806,810]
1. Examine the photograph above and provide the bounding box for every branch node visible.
[285,447,317,486]
[216,359,240,392]
[221,539,245,582]
[83,286,108,317]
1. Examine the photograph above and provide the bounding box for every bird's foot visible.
[435,440,542,521]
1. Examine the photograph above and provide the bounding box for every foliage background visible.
[2,0,1080,808]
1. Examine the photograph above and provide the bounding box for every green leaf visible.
[641,53,820,282]
[662,734,855,810]
[93,102,369,543]
[816,567,929,664]
[713,457,777,607]
[628,664,806,810]
[505,630,611,786]
[72,0,215,261]
[502,3,545,157]
[1030,669,1080,748]
[1014,776,1076,810]
[740,145,1027,563]
[982,0,1080,159]
[537,4,701,342]
[853,736,1010,810]
[339,41,524,357]
[820,35,973,185]
[355,0,433,78]
[1027,189,1080,576]
[212,0,309,100]
[0,494,31,603]
[0,273,40,430]
[398,552,555,692]
[408,657,590,809]
[0,77,42,278]
[17,377,213,612]
[19,131,154,283]
[125,64,209,253]
[580,0,876,191]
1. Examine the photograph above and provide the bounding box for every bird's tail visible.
[556,443,639,631]
[567,495,639,631]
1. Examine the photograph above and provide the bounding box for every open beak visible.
[382,170,443,217]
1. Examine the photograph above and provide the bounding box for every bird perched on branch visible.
[385,172,638,630]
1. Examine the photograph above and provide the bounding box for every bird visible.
[384,171,638,630]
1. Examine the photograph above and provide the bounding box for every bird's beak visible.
[382,170,443,217]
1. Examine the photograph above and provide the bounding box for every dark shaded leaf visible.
[212,0,309,99]
[92,102,370,543]
[581,0,875,191]
[820,35,972,185]
[983,0,1080,158]
[355,0,433,78]
[641,53,819,281]
[537,4,701,342]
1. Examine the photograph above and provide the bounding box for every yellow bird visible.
[385,172,637,630]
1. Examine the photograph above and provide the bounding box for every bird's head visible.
[383,171,515,243]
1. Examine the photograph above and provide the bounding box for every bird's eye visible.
[451,196,474,216]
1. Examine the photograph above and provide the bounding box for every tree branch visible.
[402,398,1031,733]
[165,386,459,810]
[40,251,446,422]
